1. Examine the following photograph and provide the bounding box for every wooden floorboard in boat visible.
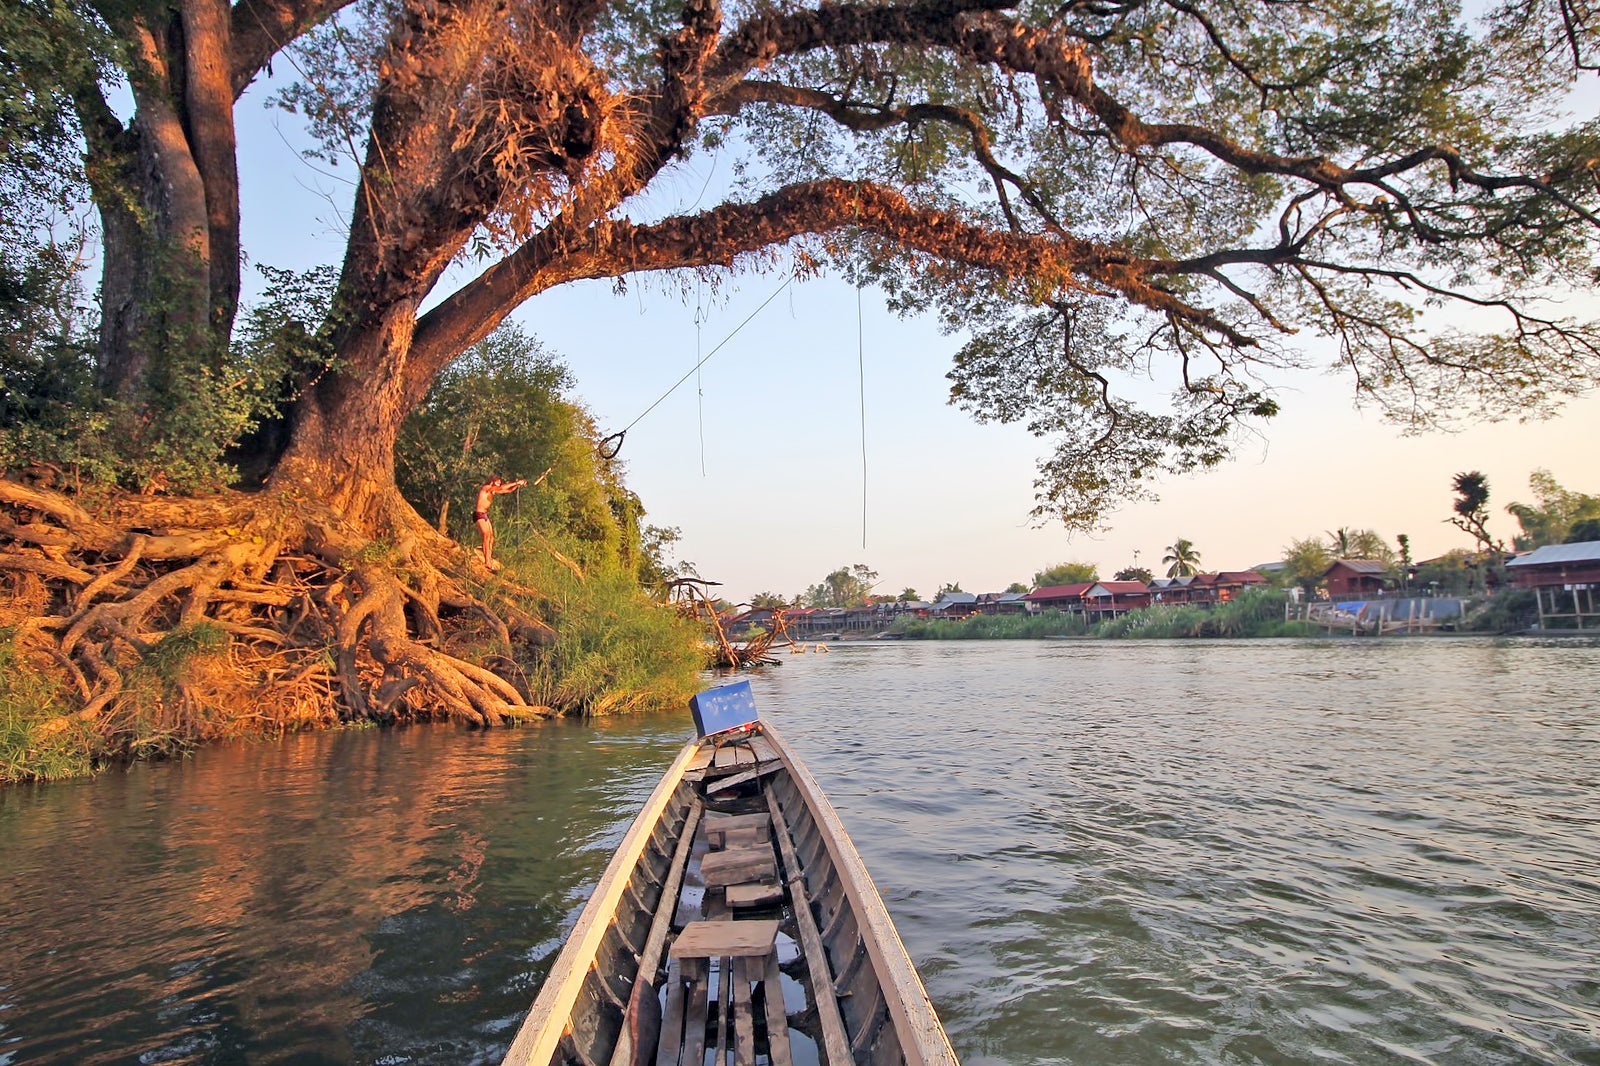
[670,919,780,959]
[700,846,777,887]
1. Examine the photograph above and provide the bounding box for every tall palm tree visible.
[1327,527,1355,557]
[1163,538,1202,578]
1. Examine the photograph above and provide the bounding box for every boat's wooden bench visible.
[657,919,793,1066]
[701,814,783,912]
[704,812,772,848]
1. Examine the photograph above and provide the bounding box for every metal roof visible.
[1025,583,1093,599]
[1505,541,1600,567]
[1326,559,1389,574]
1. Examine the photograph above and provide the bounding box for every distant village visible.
[725,542,1600,637]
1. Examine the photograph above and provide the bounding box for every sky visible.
[230,79,1599,606]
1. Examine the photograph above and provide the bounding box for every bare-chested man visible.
[474,475,526,570]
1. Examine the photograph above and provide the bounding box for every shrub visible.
[1463,589,1538,633]
[0,635,94,783]
[891,610,1088,639]
[491,529,704,715]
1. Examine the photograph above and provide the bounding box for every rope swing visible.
[597,274,796,459]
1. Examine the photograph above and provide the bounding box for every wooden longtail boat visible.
[500,683,958,1066]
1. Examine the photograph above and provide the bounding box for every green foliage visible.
[1091,589,1295,639]
[0,634,92,783]
[496,531,703,714]
[1413,549,1480,596]
[0,0,115,224]
[1114,567,1154,584]
[802,564,879,607]
[1162,539,1202,578]
[946,305,1284,531]
[1450,471,1500,552]
[1033,561,1098,586]
[138,623,229,683]
[892,610,1088,640]
[1462,589,1537,633]
[1,253,305,492]
[1568,519,1600,544]
[0,236,101,476]
[894,589,1306,640]
[397,323,641,572]
[1506,469,1600,549]
[1332,528,1396,565]
[1281,537,1334,594]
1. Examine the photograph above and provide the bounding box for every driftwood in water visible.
[666,579,795,669]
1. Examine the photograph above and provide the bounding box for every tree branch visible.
[229,0,360,98]
[409,178,1251,379]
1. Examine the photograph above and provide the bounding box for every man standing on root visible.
[474,475,526,571]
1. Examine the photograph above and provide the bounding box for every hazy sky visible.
[232,90,1599,605]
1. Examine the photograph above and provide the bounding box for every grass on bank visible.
[891,589,1321,641]
[892,585,1548,641]
[492,524,705,716]
[892,609,1090,639]
[0,637,94,782]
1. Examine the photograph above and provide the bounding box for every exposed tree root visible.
[0,474,560,763]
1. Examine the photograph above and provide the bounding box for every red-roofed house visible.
[1023,583,1093,613]
[1083,581,1153,617]
[1162,571,1267,605]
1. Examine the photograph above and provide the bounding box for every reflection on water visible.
[3,638,1599,1065]
[0,719,692,1065]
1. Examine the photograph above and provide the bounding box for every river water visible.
[2,638,1598,1065]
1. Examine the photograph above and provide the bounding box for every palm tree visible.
[1327,527,1354,557]
[1163,538,1202,578]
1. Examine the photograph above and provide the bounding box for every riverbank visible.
[885,588,1540,641]
[0,528,705,785]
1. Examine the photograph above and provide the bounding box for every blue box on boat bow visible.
[690,680,759,738]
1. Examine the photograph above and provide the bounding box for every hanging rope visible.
[598,274,796,459]
[858,284,868,550]
[695,291,707,477]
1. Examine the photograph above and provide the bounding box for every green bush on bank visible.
[1091,588,1307,638]
[891,610,1088,639]
[1462,588,1538,633]
[492,523,704,715]
[892,589,1320,641]
[0,635,93,784]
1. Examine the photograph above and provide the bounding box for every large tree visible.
[1506,469,1600,548]
[3,0,1599,727]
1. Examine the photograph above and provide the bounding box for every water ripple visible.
[3,640,1599,1064]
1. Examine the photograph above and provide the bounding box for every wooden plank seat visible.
[704,812,772,840]
[725,882,784,909]
[699,846,777,888]
[657,921,792,1066]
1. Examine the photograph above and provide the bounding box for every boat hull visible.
[500,722,956,1066]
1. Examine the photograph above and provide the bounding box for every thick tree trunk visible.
[90,4,241,398]
[270,306,418,525]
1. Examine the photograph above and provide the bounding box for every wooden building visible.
[1023,582,1093,613]
[1186,570,1268,604]
[930,592,981,618]
[1323,559,1391,598]
[1505,541,1600,630]
[1082,581,1153,617]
